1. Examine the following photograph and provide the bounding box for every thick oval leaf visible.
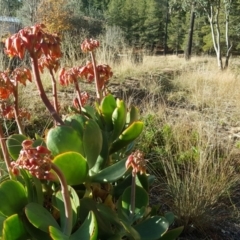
[49,226,69,240]
[32,138,46,148]
[90,130,109,173]
[133,216,169,240]
[112,174,132,198]
[22,214,52,240]
[3,214,29,240]
[64,114,88,138]
[83,119,103,169]
[164,212,175,226]
[125,106,140,127]
[6,134,28,160]
[111,99,127,141]
[81,105,97,120]
[0,215,6,236]
[52,186,79,230]
[160,226,184,240]
[79,198,112,238]
[52,152,88,185]
[0,180,27,217]
[100,94,117,131]
[46,126,84,156]
[136,173,149,192]
[25,202,60,233]
[122,185,148,216]
[120,220,141,240]
[70,211,97,240]
[110,121,144,154]
[90,158,127,183]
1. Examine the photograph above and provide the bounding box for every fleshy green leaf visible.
[112,173,132,198]
[79,198,113,238]
[25,202,60,233]
[3,214,29,240]
[32,138,46,148]
[70,211,98,240]
[160,226,184,240]
[6,134,28,160]
[49,226,69,240]
[0,180,27,217]
[52,152,88,185]
[121,185,149,216]
[99,94,117,131]
[83,119,102,169]
[91,130,109,173]
[164,212,175,226]
[64,114,87,139]
[46,126,84,156]
[120,220,141,240]
[133,216,169,240]
[52,186,79,231]
[0,215,6,236]
[90,158,127,183]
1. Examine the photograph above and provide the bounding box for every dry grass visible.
[131,55,240,237]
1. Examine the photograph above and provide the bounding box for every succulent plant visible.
[0,24,183,240]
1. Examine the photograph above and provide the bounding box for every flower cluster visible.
[126,150,147,176]
[73,91,89,108]
[38,55,60,73]
[5,23,61,59]
[0,71,14,99]
[11,140,54,180]
[0,103,30,120]
[81,38,100,52]
[59,63,112,89]
[11,67,32,86]
[0,68,32,100]
[58,67,79,86]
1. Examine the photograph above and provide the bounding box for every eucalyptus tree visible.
[198,0,234,70]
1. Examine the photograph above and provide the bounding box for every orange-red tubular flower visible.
[126,150,147,176]
[81,39,100,52]
[4,23,62,60]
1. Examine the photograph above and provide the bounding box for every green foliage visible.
[139,114,200,167]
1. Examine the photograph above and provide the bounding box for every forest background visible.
[1,0,240,64]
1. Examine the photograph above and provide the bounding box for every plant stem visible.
[90,51,102,101]
[51,164,72,236]
[130,174,136,219]
[50,69,59,114]
[13,83,25,135]
[49,69,59,126]
[0,124,12,178]
[73,78,82,109]
[31,56,64,125]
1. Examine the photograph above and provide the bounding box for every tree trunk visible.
[185,2,195,61]
[163,1,169,56]
[223,2,232,70]
[208,3,223,70]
